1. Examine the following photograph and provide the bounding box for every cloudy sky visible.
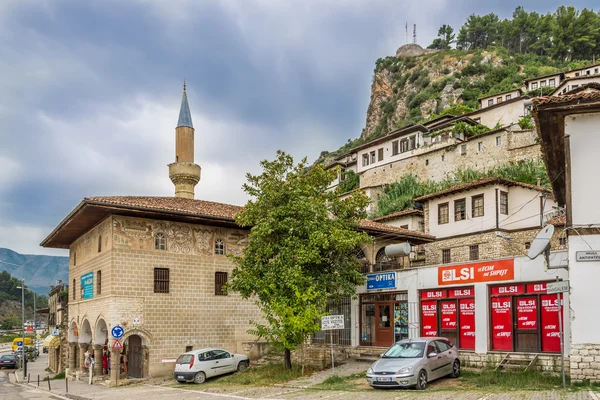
[0,0,596,256]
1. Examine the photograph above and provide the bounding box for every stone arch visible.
[68,320,79,343]
[121,327,152,347]
[94,317,108,346]
[79,319,92,343]
[121,328,152,379]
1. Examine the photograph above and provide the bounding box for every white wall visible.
[564,65,600,78]
[469,98,528,128]
[354,252,570,353]
[526,74,562,91]
[566,113,600,225]
[498,186,553,230]
[480,90,522,109]
[356,132,425,173]
[553,76,600,95]
[427,186,497,238]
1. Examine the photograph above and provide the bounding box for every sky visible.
[0,0,596,256]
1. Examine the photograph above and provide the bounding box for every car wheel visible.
[237,361,248,372]
[415,370,428,390]
[193,372,206,384]
[450,360,460,378]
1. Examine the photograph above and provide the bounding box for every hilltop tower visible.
[169,82,201,199]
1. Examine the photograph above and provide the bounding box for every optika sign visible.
[438,259,514,285]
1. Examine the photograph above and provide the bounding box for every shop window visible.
[215,272,227,296]
[360,292,408,347]
[420,287,475,349]
[454,199,466,221]
[442,249,451,264]
[490,282,563,353]
[155,232,166,250]
[499,191,508,215]
[438,203,449,225]
[378,148,384,162]
[153,268,170,293]
[472,195,484,218]
[392,141,399,156]
[469,245,479,261]
[215,239,225,255]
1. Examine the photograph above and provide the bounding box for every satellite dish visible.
[528,224,555,259]
[386,242,412,257]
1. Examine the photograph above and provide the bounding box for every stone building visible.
[41,85,433,382]
[44,281,68,373]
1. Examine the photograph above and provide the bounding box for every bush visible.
[518,115,534,129]
[338,170,360,194]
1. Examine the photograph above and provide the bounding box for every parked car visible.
[366,337,460,390]
[0,354,18,369]
[173,348,250,384]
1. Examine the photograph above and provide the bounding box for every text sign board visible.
[576,251,600,262]
[80,272,94,299]
[546,280,569,294]
[366,272,396,290]
[321,315,344,330]
[438,259,514,286]
[111,325,124,339]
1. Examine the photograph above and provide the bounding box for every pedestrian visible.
[121,351,128,377]
[107,351,111,376]
[102,348,108,375]
[84,350,90,369]
[89,353,95,385]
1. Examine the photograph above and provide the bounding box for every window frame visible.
[472,194,484,218]
[214,239,225,255]
[487,99,493,106]
[469,244,479,261]
[438,203,449,225]
[454,198,466,221]
[505,94,511,100]
[153,268,170,294]
[392,140,399,156]
[478,142,483,152]
[155,232,166,250]
[460,144,467,155]
[540,80,547,87]
[549,78,555,87]
[97,270,102,295]
[496,136,502,146]
[377,148,384,162]
[400,139,409,153]
[499,191,508,215]
[215,272,228,296]
[370,151,376,164]
[497,96,502,103]
[362,153,369,167]
[531,82,538,89]
[442,249,451,264]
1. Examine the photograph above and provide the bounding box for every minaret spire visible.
[169,82,201,199]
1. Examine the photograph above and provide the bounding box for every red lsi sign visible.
[491,296,513,351]
[459,298,475,349]
[516,297,537,329]
[440,301,457,329]
[541,294,563,353]
[438,259,514,285]
[421,300,438,337]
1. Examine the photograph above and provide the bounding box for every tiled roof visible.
[533,91,600,107]
[358,219,434,240]
[414,177,550,202]
[371,209,424,222]
[85,196,242,220]
[564,82,600,95]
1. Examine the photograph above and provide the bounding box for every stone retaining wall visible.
[570,344,600,382]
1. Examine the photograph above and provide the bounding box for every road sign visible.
[576,251,600,262]
[112,339,122,351]
[547,280,570,294]
[111,325,124,339]
[36,334,41,339]
[321,315,345,330]
[16,341,22,346]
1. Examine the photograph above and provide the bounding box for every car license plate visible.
[177,376,184,379]
[375,377,392,382]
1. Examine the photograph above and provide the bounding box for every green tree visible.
[229,151,369,369]
[429,24,455,49]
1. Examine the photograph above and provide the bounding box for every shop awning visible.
[43,335,60,349]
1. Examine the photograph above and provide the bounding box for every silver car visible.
[366,337,460,390]
[174,348,250,384]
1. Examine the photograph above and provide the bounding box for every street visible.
[0,370,68,400]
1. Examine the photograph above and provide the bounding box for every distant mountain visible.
[0,248,68,295]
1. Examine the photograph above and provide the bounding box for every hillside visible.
[317,5,599,164]
[0,248,68,295]
[0,270,49,329]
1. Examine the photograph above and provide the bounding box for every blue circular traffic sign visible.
[111,325,124,339]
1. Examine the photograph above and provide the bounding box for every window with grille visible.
[472,195,484,218]
[215,239,225,255]
[499,191,508,215]
[378,148,384,162]
[155,232,166,250]
[215,272,227,296]
[454,199,466,221]
[438,203,449,224]
[154,268,170,293]
[97,270,102,295]
[392,141,399,156]
[469,245,479,261]
[442,249,451,264]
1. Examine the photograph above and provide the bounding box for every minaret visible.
[169,82,201,199]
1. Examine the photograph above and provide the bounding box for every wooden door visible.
[515,296,539,352]
[374,303,393,346]
[128,335,143,378]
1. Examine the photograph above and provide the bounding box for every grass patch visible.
[315,373,365,391]
[52,371,65,380]
[570,379,600,392]
[460,369,564,391]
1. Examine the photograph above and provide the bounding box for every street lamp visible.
[0,260,26,379]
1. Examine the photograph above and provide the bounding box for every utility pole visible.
[413,24,417,44]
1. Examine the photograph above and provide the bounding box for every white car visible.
[174,348,250,384]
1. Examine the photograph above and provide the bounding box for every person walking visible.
[102,348,108,375]
[121,350,128,377]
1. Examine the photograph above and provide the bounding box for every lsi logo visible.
[441,267,474,282]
